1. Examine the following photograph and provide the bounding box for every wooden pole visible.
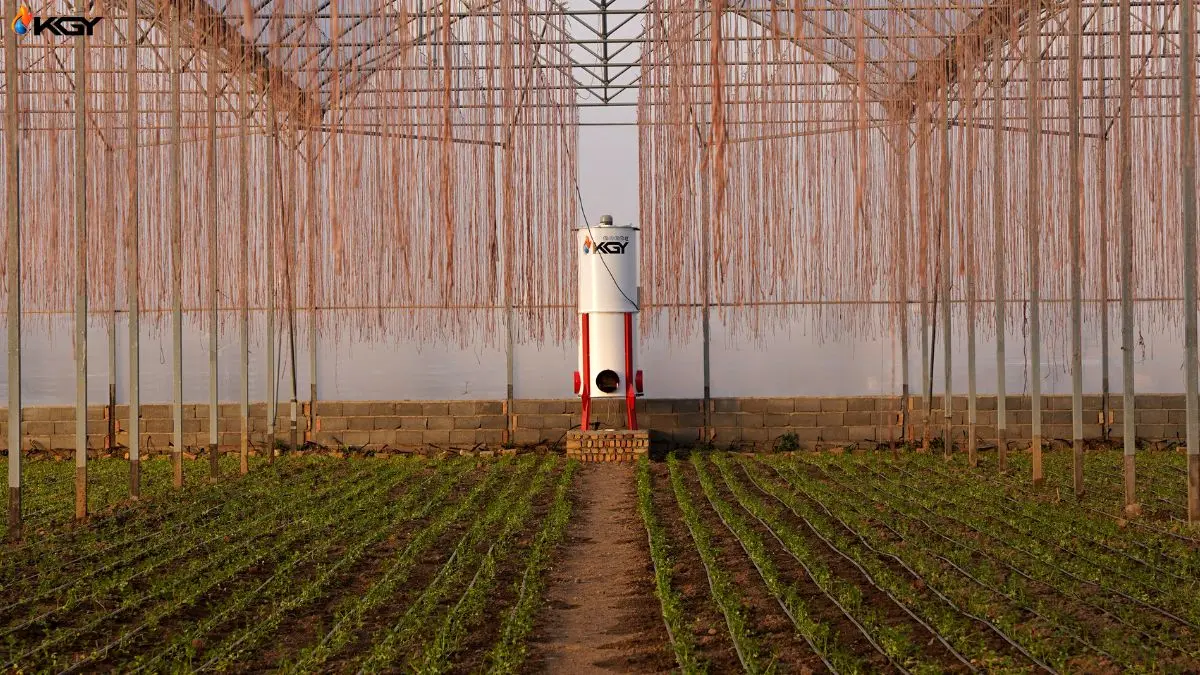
[207,15,220,481]
[7,0,23,540]
[126,0,141,500]
[1119,0,1138,514]
[1099,35,1111,442]
[701,150,713,442]
[105,148,115,458]
[170,3,184,489]
[693,123,712,442]
[505,303,514,441]
[1069,0,1085,498]
[265,103,277,464]
[1180,0,1200,523]
[940,92,953,458]
[74,23,89,521]
[287,129,299,457]
[104,22,117,462]
[1027,0,1044,487]
[306,131,317,447]
[993,33,1008,472]
[919,105,932,453]
[238,76,250,475]
[897,126,911,444]
[965,91,979,469]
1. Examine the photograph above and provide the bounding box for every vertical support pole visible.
[966,109,978,469]
[940,92,953,458]
[700,150,713,442]
[581,313,591,431]
[896,127,912,444]
[1181,0,1200,523]
[624,313,637,430]
[993,34,1008,472]
[306,133,317,448]
[288,218,298,458]
[169,4,184,489]
[265,105,277,465]
[238,76,250,475]
[284,119,298,458]
[918,106,932,453]
[1119,0,1138,514]
[107,249,115,451]
[6,0,23,539]
[74,26,89,521]
[1027,0,1044,487]
[206,16,219,481]
[921,291,931,453]
[1069,0,1085,498]
[105,147,115,456]
[1099,37,1111,441]
[505,304,514,443]
[126,0,141,499]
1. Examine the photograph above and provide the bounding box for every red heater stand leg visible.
[581,313,591,431]
[624,313,638,430]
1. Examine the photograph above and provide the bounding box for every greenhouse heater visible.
[574,215,643,430]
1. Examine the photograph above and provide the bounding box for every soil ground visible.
[527,463,675,674]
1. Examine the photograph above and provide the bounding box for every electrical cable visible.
[563,135,641,312]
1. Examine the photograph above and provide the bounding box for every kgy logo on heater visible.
[583,236,628,255]
[10,4,102,37]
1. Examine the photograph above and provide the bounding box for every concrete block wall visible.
[0,403,310,453]
[0,394,1189,453]
[310,400,508,449]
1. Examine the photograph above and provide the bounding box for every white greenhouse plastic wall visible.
[0,306,1188,406]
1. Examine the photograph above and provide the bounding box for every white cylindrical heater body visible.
[576,220,641,399]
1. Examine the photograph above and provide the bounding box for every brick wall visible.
[565,430,650,462]
[0,394,1187,453]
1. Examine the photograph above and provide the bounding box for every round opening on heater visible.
[595,370,620,393]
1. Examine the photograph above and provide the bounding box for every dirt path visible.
[527,463,675,674]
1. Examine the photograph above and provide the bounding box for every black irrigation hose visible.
[858,460,1200,634]
[635,462,699,674]
[923,458,1169,561]
[765,461,1055,674]
[8,466,405,671]
[974,458,1200,546]
[690,457,846,675]
[0,503,229,617]
[171,462,471,673]
[2,457,310,561]
[819,462,1165,663]
[285,461,518,674]
[1083,464,1188,509]
[1074,466,1197,525]
[14,480,388,667]
[1,459,337,592]
[61,463,421,675]
[353,458,550,673]
[1,462,379,635]
[667,459,756,674]
[911,459,1188,583]
[0,468,377,646]
[837,463,1158,640]
[731,459,976,674]
[893,460,1185,590]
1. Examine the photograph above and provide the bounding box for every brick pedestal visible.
[565,429,649,462]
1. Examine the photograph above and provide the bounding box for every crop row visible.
[0,454,579,673]
[0,456,261,541]
[639,451,1200,673]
